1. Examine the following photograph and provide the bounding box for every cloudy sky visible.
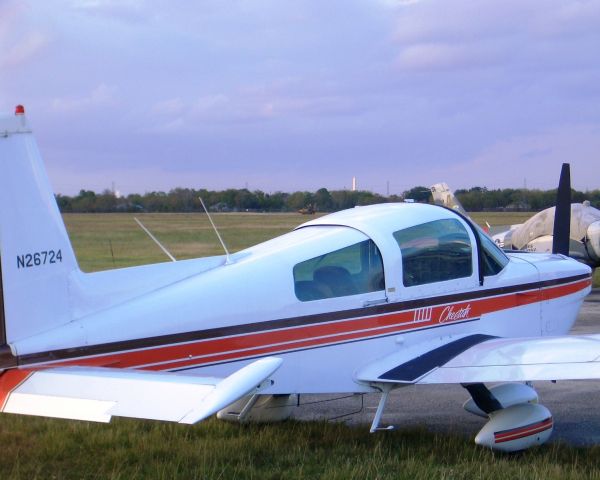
[1,0,599,195]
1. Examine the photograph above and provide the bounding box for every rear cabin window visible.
[294,239,384,301]
[393,218,472,287]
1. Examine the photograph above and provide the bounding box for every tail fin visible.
[0,107,79,344]
[430,182,468,216]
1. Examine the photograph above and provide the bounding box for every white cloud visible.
[68,0,150,23]
[0,0,21,38]
[144,80,362,135]
[378,0,422,7]
[152,117,186,134]
[152,98,185,116]
[389,1,600,73]
[0,2,50,70]
[193,94,230,113]
[0,31,48,69]
[395,42,500,71]
[532,1,600,37]
[427,124,600,190]
[5,0,600,195]
[51,84,118,112]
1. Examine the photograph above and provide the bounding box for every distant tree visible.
[55,194,72,212]
[330,190,357,210]
[402,186,430,203]
[54,185,597,213]
[71,190,97,212]
[314,188,334,211]
[356,191,385,206]
[124,193,143,212]
[95,189,117,212]
[286,191,313,211]
[233,189,257,211]
[265,192,287,211]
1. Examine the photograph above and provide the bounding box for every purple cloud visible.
[1,0,598,195]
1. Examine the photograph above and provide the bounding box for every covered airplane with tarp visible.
[431,183,600,270]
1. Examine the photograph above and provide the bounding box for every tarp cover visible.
[510,203,600,250]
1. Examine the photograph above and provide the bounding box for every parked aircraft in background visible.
[0,107,598,452]
[430,183,469,217]
[491,203,600,269]
[430,183,600,270]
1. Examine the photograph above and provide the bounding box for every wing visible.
[355,334,600,385]
[0,357,282,424]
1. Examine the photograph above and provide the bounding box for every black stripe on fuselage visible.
[10,273,590,368]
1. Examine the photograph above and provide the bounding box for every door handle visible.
[363,298,388,307]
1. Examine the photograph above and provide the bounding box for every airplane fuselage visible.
[0,109,597,452]
[3,204,591,394]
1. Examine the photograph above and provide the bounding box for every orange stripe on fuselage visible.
[0,370,32,410]
[33,278,592,371]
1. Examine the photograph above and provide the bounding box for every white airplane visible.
[430,183,600,269]
[0,107,598,452]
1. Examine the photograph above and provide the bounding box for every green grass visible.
[64,212,314,271]
[2,416,600,480]
[470,211,535,227]
[63,212,600,287]
[1,211,599,478]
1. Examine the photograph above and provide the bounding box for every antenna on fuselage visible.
[199,197,232,265]
[552,163,571,256]
[134,217,177,262]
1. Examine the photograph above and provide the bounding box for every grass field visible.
[3,416,600,480]
[64,212,600,285]
[1,211,599,479]
[63,212,308,271]
[469,211,535,227]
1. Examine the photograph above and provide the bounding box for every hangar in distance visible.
[0,106,598,452]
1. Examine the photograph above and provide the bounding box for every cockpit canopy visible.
[287,203,509,302]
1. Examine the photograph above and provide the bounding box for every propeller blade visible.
[552,163,571,255]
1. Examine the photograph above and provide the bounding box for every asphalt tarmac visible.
[292,288,600,446]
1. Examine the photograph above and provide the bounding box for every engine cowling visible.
[475,403,553,452]
[463,383,538,417]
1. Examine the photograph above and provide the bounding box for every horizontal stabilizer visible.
[356,334,600,385]
[1,357,282,423]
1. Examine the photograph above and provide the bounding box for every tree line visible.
[55,186,600,213]
[453,186,600,212]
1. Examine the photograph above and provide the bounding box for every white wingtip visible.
[179,357,283,424]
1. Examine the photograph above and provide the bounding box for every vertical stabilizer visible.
[0,107,79,344]
[430,183,468,216]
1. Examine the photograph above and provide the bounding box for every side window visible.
[477,227,509,276]
[393,219,472,287]
[294,239,384,301]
